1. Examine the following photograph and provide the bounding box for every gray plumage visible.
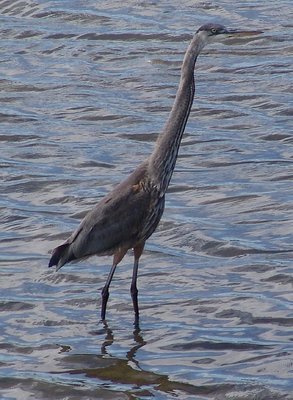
[50,162,163,270]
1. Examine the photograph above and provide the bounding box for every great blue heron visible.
[49,23,261,322]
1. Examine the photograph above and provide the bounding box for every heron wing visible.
[66,163,153,259]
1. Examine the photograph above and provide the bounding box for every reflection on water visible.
[1,1,292,399]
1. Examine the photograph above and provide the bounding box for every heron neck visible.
[148,34,205,194]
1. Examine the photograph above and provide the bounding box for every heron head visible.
[196,22,262,43]
[197,23,228,37]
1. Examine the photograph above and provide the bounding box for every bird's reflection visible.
[127,325,146,369]
[100,319,146,366]
[100,320,114,356]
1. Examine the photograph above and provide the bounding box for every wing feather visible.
[49,162,152,270]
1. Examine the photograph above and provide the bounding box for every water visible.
[1,1,292,399]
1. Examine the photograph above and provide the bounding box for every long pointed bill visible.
[225,28,263,37]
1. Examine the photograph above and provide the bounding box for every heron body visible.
[49,23,259,322]
[50,161,164,269]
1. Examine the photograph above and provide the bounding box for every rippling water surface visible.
[1,1,292,399]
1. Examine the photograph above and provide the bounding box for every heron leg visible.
[130,243,145,322]
[101,262,116,320]
[101,248,127,320]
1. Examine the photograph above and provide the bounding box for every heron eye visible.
[211,28,217,34]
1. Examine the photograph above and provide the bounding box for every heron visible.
[49,23,261,322]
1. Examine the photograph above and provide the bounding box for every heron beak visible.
[225,28,263,37]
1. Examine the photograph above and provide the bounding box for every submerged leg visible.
[130,243,145,322]
[101,248,127,320]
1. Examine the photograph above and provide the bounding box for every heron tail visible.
[48,242,75,271]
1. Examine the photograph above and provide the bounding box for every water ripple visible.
[0,1,292,400]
